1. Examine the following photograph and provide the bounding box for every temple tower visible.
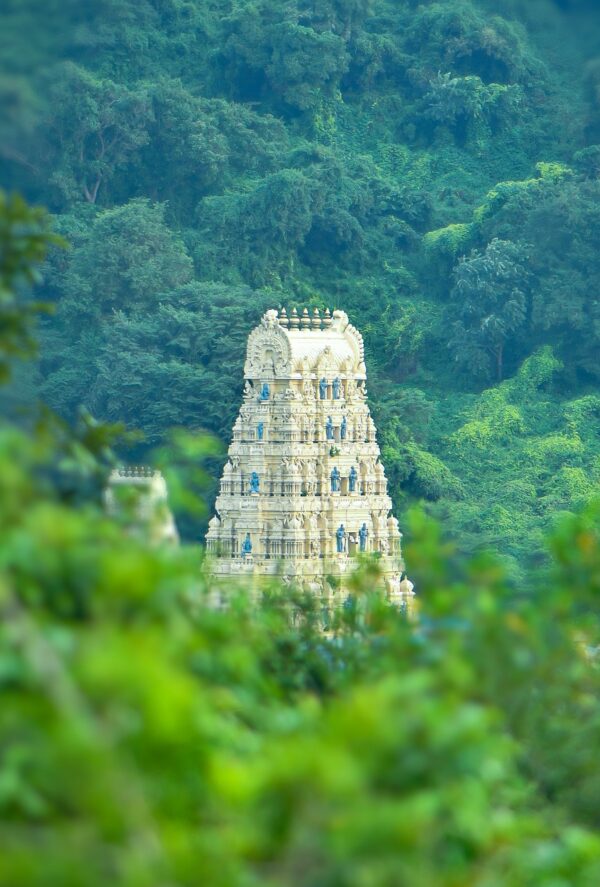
[206,308,413,607]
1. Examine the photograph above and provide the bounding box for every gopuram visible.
[205,307,414,608]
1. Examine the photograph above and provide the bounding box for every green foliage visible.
[43,62,153,205]
[430,349,600,576]
[58,199,193,315]
[220,1,351,110]
[4,401,600,883]
[422,72,522,140]
[448,238,530,381]
[1,0,599,567]
[423,221,473,257]
[406,1,530,84]
[0,191,61,381]
[90,282,273,442]
[7,169,600,887]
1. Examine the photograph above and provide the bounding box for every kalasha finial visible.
[301,307,310,329]
[323,308,332,328]
[290,307,300,329]
[279,307,289,327]
[311,307,321,329]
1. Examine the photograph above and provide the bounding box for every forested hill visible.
[2,0,599,581]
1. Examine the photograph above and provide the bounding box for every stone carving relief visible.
[244,325,292,378]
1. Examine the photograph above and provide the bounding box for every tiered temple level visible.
[206,307,413,605]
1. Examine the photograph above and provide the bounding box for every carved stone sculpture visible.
[359,522,369,552]
[331,466,341,493]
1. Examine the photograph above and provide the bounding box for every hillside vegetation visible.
[2,197,600,885]
[1,0,600,581]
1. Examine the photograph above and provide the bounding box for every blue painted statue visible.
[336,524,346,553]
[359,522,369,552]
[331,466,341,492]
[319,377,327,399]
[326,416,334,440]
[349,465,358,492]
[250,471,260,493]
[242,533,252,557]
[332,377,341,399]
[258,382,270,401]
[257,422,264,440]
[340,416,347,440]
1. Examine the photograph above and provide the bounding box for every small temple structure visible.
[205,307,413,608]
[105,467,179,545]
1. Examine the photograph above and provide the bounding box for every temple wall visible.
[206,308,414,607]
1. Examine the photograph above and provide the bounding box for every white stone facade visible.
[105,467,179,545]
[206,307,414,608]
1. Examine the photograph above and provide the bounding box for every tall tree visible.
[43,62,153,206]
[448,238,530,382]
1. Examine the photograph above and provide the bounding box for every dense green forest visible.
[3,3,600,884]
[1,0,600,575]
[2,198,600,885]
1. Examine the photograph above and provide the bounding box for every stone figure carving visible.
[319,377,327,399]
[336,524,346,553]
[326,416,334,440]
[332,377,341,399]
[258,382,270,401]
[349,465,358,492]
[340,415,347,440]
[305,462,317,495]
[359,522,369,552]
[242,533,252,557]
[257,422,264,440]
[310,538,320,557]
[243,381,254,400]
[309,512,319,532]
[250,471,260,494]
[262,309,278,328]
[331,466,341,492]
[303,374,314,400]
[244,322,291,377]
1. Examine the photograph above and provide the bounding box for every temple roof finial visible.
[290,307,300,329]
[311,307,321,329]
[323,308,332,329]
[301,307,310,329]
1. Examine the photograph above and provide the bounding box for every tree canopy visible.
[1,0,599,574]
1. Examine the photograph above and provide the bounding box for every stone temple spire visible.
[205,308,413,608]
